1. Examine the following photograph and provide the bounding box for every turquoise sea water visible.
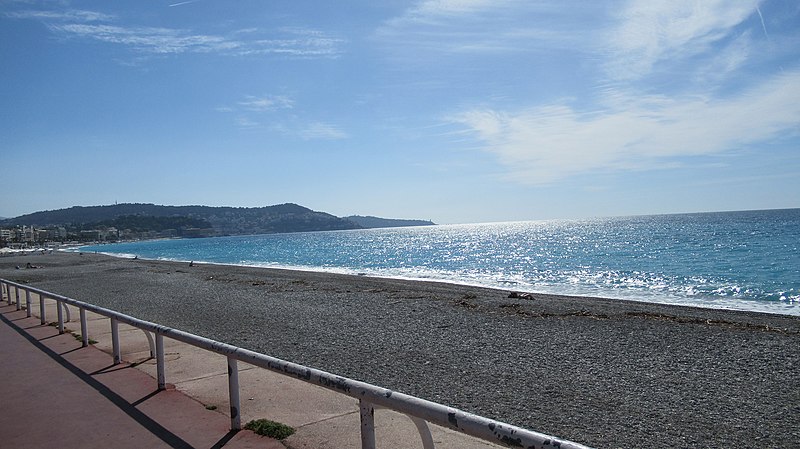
[78,209,800,316]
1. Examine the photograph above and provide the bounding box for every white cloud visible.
[606,0,762,79]
[5,9,114,22]
[48,23,237,54]
[8,7,344,58]
[694,31,752,85]
[223,96,346,140]
[400,0,503,23]
[300,122,348,140]
[376,0,585,55]
[450,70,800,184]
[237,95,294,112]
[235,116,260,129]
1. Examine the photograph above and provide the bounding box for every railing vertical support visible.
[15,286,20,311]
[143,331,156,358]
[25,290,32,317]
[111,317,121,364]
[360,399,377,449]
[80,308,88,347]
[56,300,64,334]
[156,333,166,390]
[62,303,71,322]
[410,416,436,449]
[2,282,7,304]
[227,356,241,430]
[39,294,46,324]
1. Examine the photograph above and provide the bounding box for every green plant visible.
[205,405,217,411]
[68,330,97,344]
[244,419,295,440]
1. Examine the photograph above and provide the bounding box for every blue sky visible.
[1,0,798,224]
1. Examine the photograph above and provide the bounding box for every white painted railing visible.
[0,279,592,449]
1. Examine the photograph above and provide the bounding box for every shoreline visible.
[1,251,798,448]
[69,246,799,317]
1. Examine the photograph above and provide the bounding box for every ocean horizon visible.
[77,208,800,316]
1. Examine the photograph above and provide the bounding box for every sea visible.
[77,208,800,316]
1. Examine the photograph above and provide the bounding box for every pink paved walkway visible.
[0,303,284,449]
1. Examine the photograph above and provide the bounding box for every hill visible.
[1,203,360,237]
[344,215,435,229]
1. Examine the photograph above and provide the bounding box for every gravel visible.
[2,252,798,449]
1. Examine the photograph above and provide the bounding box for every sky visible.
[1,0,799,224]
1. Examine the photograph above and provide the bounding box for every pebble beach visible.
[2,251,798,449]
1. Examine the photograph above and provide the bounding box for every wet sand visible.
[1,251,798,448]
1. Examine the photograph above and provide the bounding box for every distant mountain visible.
[344,215,435,229]
[1,203,360,236]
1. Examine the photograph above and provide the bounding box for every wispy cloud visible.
[48,23,239,54]
[7,7,344,58]
[220,95,346,140]
[235,116,260,130]
[5,9,114,22]
[219,94,294,130]
[376,0,588,55]
[237,95,294,112]
[169,0,201,7]
[392,0,504,25]
[450,70,800,184]
[605,0,762,80]
[299,122,348,140]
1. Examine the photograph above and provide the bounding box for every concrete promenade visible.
[0,289,504,449]
[0,302,281,448]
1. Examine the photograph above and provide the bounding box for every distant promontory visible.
[0,203,435,245]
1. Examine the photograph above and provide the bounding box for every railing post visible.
[62,303,71,322]
[56,300,65,334]
[156,333,166,390]
[143,331,156,358]
[80,308,88,347]
[227,356,241,430]
[15,286,20,311]
[409,416,436,449]
[111,317,121,364]
[39,294,46,325]
[360,399,377,449]
[25,290,32,317]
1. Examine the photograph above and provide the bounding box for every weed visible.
[244,419,295,440]
[205,405,217,411]
[69,332,97,344]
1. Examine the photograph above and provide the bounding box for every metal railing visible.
[0,279,592,449]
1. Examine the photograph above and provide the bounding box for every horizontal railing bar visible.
[0,279,591,449]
